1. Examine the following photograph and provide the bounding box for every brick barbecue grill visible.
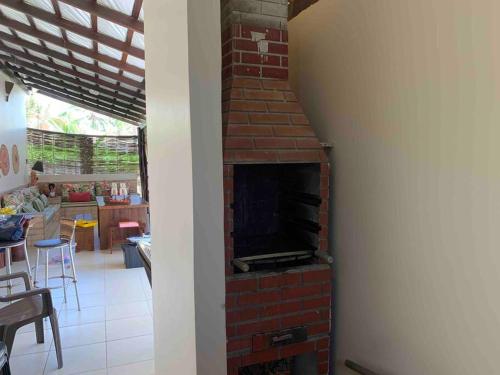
[221,1,332,374]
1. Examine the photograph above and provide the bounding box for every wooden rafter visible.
[0,15,144,76]
[57,0,144,33]
[26,82,145,123]
[20,72,146,116]
[0,0,144,59]
[119,0,143,88]
[5,62,145,108]
[0,53,145,100]
[0,36,145,89]
[32,87,142,125]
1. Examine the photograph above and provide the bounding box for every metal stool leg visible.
[23,240,32,281]
[60,247,67,303]
[33,248,40,287]
[5,247,12,295]
[67,244,80,311]
[45,251,49,289]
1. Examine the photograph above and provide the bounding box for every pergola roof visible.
[0,0,145,126]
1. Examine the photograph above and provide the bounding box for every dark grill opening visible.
[233,163,321,272]
[238,352,318,375]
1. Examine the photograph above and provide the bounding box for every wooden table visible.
[97,201,149,250]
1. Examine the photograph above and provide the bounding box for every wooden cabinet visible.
[98,202,149,250]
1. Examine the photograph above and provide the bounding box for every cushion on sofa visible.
[62,183,95,202]
[39,194,49,207]
[32,198,45,212]
[69,191,91,202]
[21,202,37,213]
[2,191,23,208]
[43,205,59,221]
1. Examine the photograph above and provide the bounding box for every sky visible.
[27,92,138,137]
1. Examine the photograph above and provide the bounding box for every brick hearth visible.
[221,1,332,374]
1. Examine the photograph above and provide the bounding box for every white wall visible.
[144,0,226,374]
[0,72,27,193]
[289,1,500,374]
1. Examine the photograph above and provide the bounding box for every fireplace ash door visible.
[233,163,321,272]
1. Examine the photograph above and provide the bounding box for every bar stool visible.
[0,222,33,295]
[33,219,80,311]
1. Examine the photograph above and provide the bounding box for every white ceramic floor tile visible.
[58,293,107,310]
[106,335,154,368]
[57,322,106,349]
[11,329,53,356]
[106,315,153,341]
[44,343,106,374]
[107,360,155,375]
[58,306,106,327]
[10,351,49,375]
[8,248,156,372]
[105,300,149,321]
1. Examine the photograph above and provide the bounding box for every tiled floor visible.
[1,249,154,375]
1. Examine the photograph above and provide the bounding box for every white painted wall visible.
[144,0,226,373]
[0,72,27,193]
[289,1,500,374]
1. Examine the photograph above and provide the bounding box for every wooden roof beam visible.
[0,0,144,59]
[7,62,145,109]
[20,71,146,116]
[0,53,145,100]
[0,34,145,89]
[0,15,144,76]
[57,0,144,33]
[27,82,145,123]
[31,87,142,125]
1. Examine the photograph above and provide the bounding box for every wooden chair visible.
[0,272,62,369]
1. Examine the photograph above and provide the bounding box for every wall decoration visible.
[0,144,9,176]
[11,144,19,174]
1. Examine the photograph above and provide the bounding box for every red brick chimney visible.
[221,0,327,164]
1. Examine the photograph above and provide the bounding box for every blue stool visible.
[33,219,80,311]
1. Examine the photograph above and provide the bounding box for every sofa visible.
[1,186,60,247]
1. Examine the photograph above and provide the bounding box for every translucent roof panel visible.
[98,75,118,85]
[126,55,145,70]
[98,43,123,61]
[75,66,96,77]
[33,19,63,38]
[97,0,135,16]
[53,58,73,69]
[97,18,127,42]
[29,50,51,61]
[98,61,120,74]
[73,52,95,65]
[59,3,91,28]
[66,31,94,49]
[131,32,144,50]
[0,25,12,35]
[24,0,55,14]
[0,0,146,124]
[2,41,24,52]
[45,41,69,56]
[119,82,141,92]
[16,31,42,46]
[0,5,31,26]
[122,71,143,82]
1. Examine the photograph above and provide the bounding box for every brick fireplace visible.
[221,1,332,374]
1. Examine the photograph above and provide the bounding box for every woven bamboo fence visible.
[27,128,139,175]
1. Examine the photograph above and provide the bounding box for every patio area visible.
[2,248,154,375]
